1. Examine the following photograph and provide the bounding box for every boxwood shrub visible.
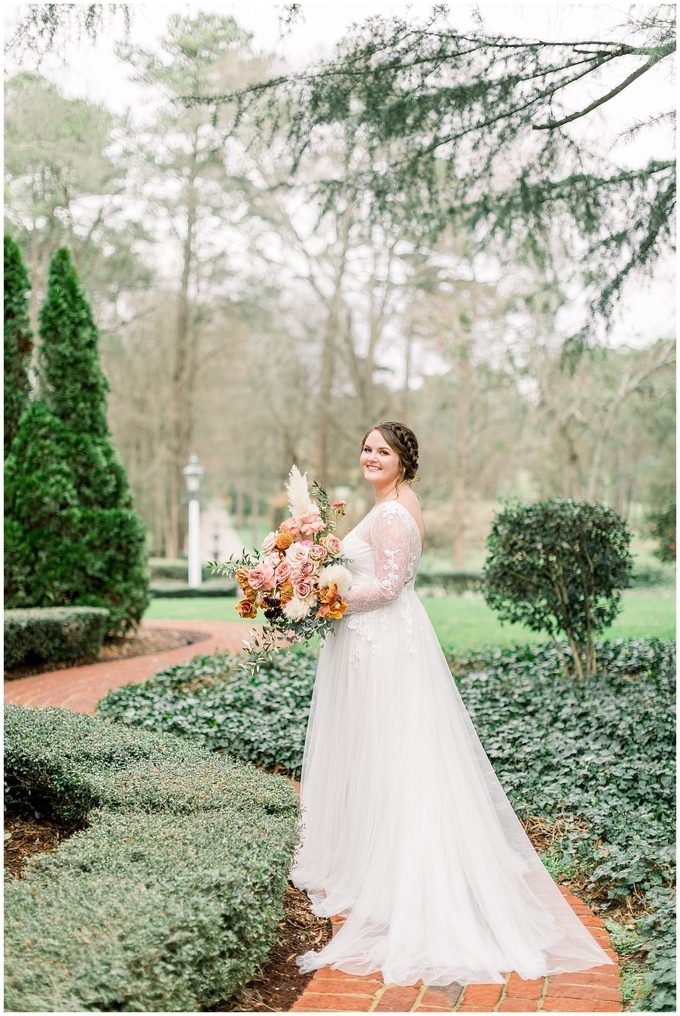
[4,704,299,1013]
[4,606,110,668]
[97,636,675,1011]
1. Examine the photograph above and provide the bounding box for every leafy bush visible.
[4,703,298,1012]
[482,498,634,679]
[447,639,675,1013]
[4,606,110,668]
[97,651,317,777]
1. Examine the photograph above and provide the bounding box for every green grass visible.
[144,588,675,650]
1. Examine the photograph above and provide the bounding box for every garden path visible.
[4,621,623,1013]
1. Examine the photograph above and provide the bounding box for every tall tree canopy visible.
[188,3,675,355]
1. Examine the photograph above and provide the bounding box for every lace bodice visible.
[341,501,422,615]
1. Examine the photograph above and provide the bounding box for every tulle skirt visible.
[289,589,615,987]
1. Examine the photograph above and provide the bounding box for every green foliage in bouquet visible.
[482,498,634,680]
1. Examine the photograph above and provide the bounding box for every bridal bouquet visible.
[209,465,353,671]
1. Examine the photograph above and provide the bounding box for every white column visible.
[188,496,202,587]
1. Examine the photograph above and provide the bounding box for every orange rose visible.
[235,598,258,619]
[242,585,258,602]
[316,585,347,619]
[276,530,295,550]
[235,567,251,587]
[279,579,294,604]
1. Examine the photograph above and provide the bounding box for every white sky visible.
[3,0,677,347]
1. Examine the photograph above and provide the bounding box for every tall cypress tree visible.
[38,247,150,634]
[4,235,33,454]
[4,399,83,608]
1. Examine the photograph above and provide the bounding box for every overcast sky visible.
[4,0,676,346]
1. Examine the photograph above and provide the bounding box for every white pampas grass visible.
[317,563,353,595]
[283,596,313,621]
[286,464,316,517]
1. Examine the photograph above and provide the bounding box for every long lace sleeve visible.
[343,505,412,615]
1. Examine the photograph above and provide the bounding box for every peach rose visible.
[309,544,328,562]
[321,534,342,557]
[262,531,278,553]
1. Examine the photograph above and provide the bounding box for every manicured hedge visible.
[4,606,110,668]
[4,704,299,1013]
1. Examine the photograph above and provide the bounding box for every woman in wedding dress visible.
[289,421,615,987]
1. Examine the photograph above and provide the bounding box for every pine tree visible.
[4,235,33,454]
[37,247,150,634]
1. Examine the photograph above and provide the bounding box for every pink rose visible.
[286,542,310,563]
[280,517,302,537]
[298,559,315,577]
[309,544,328,561]
[295,579,313,598]
[248,562,276,591]
[275,559,292,582]
[299,510,325,536]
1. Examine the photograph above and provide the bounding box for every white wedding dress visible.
[289,499,615,987]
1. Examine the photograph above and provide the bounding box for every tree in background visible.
[6,4,132,64]
[4,399,84,608]
[4,235,33,453]
[4,73,153,344]
[115,12,271,556]
[37,247,149,634]
[198,5,675,359]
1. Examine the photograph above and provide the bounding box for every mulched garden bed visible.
[4,627,211,681]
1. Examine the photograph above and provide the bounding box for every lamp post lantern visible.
[182,453,205,588]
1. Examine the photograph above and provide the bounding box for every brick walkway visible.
[4,624,623,1012]
[3,619,252,714]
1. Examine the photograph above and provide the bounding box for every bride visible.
[289,421,615,987]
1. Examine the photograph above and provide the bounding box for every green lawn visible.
[145,588,675,651]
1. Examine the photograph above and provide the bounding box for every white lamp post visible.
[182,453,205,588]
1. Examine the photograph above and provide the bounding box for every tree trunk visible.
[316,204,353,486]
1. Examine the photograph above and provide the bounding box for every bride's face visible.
[360,430,402,487]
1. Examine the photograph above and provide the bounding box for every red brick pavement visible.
[4,624,623,1012]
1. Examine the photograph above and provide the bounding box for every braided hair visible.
[361,421,420,494]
